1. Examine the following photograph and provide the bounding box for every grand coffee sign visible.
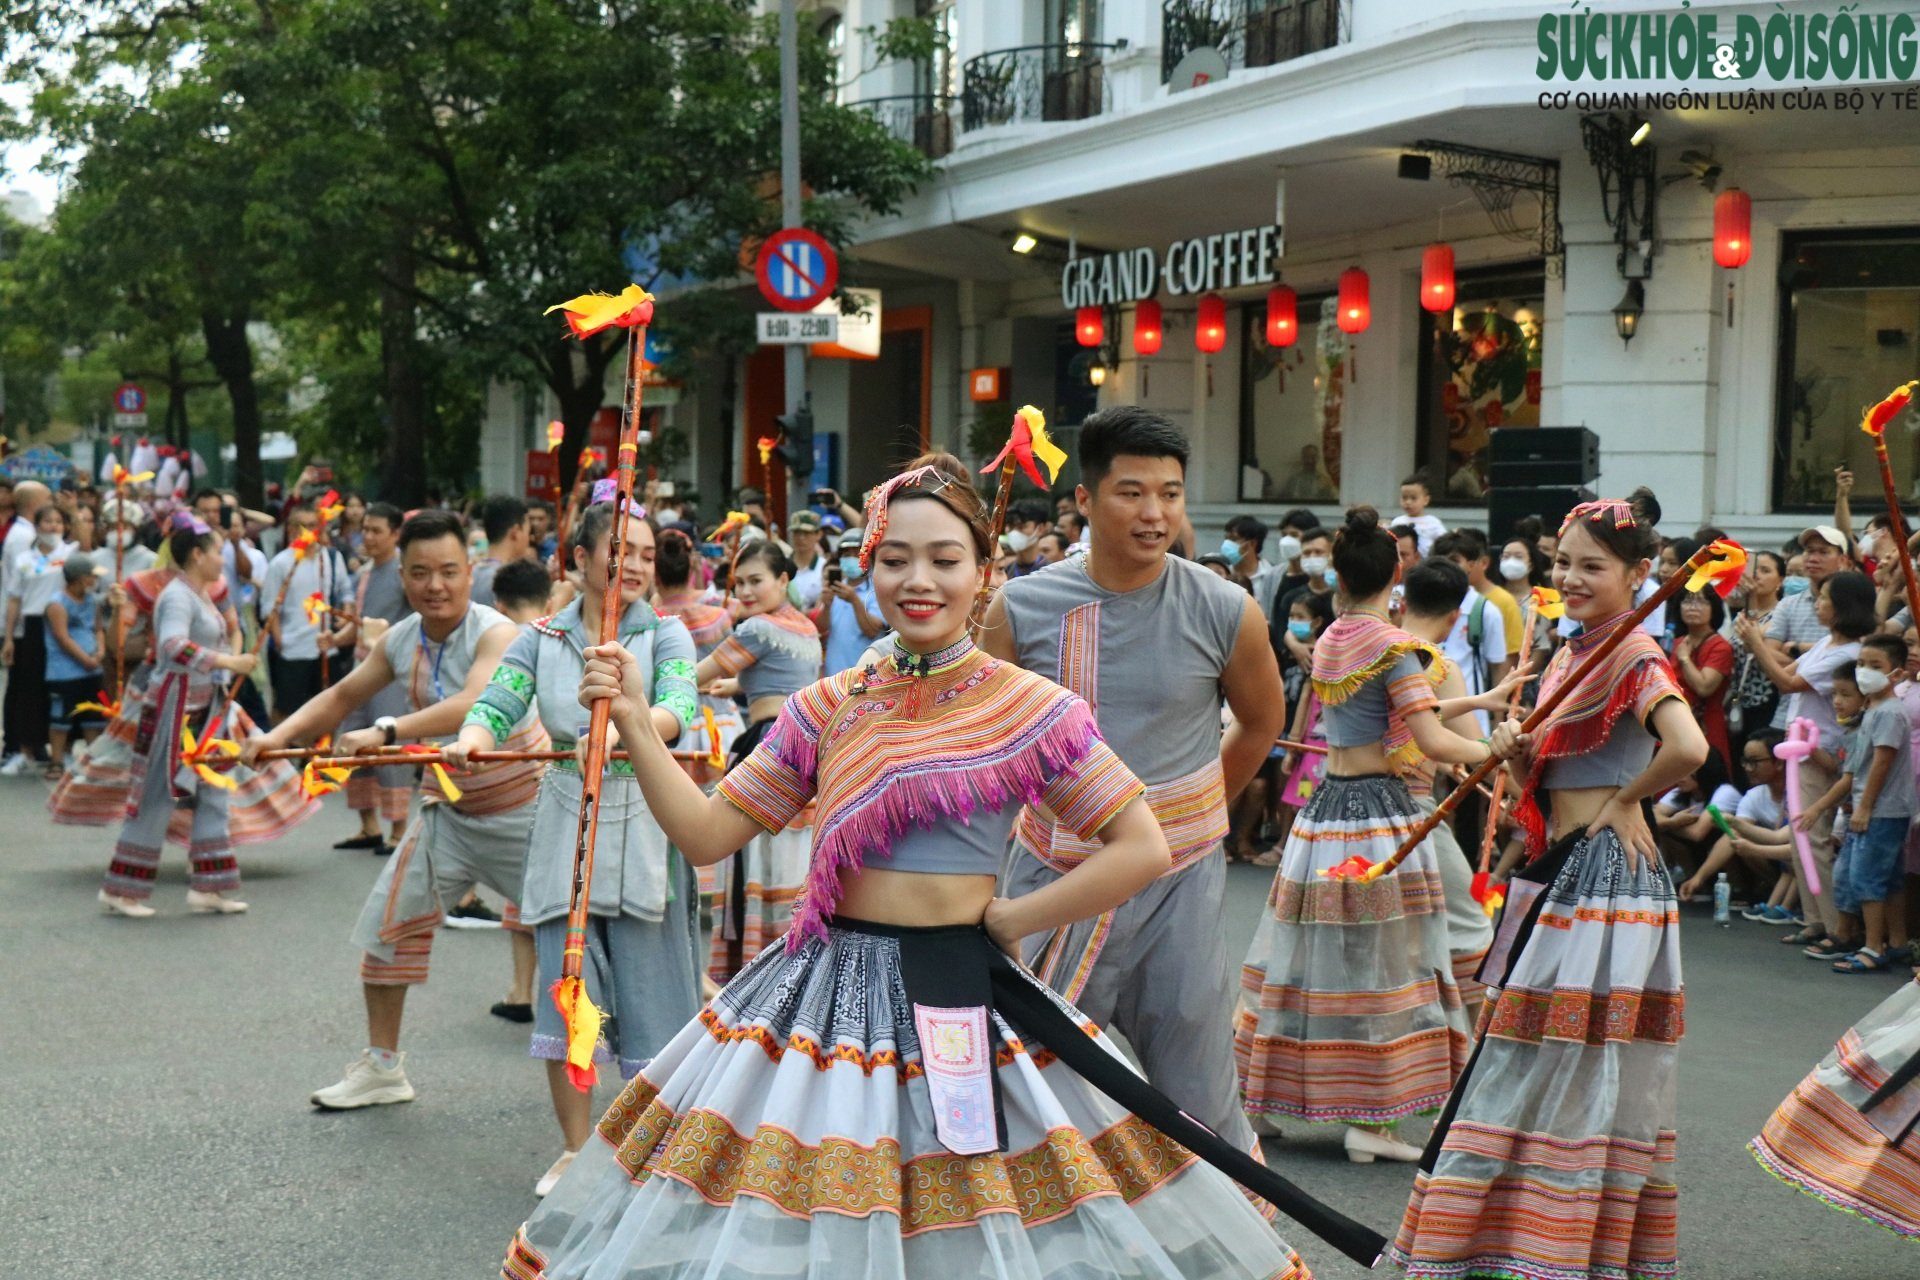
[1059,224,1284,308]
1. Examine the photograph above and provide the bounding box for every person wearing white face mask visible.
[1000,498,1052,580]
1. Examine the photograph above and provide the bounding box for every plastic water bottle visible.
[1713,873,1731,927]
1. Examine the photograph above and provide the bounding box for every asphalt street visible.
[2,775,1911,1279]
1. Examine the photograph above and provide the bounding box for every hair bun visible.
[1341,505,1382,539]
[1627,486,1662,529]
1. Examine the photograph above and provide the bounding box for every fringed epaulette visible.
[1310,615,1436,706]
[784,660,1100,949]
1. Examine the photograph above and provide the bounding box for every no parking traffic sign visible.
[755,228,839,313]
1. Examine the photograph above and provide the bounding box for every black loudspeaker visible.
[1488,427,1600,488]
[1487,485,1595,546]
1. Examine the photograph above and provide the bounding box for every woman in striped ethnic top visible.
[1389,490,1708,1280]
[699,539,822,980]
[500,455,1314,1280]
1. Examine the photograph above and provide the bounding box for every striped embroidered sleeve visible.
[1628,644,1686,722]
[649,616,698,741]
[715,690,822,832]
[465,628,538,743]
[1384,652,1440,719]
[707,620,764,677]
[1041,738,1146,839]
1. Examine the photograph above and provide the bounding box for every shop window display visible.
[1774,229,1920,511]
[1240,293,1344,503]
[1413,263,1545,502]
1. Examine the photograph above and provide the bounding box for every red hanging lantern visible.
[1420,243,1456,312]
[1075,305,1104,347]
[1265,285,1297,347]
[1337,267,1371,334]
[1195,293,1227,354]
[1713,187,1752,269]
[1133,299,1163,356]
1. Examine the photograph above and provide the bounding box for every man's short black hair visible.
[1008,498,1052,528]
[478,494,529,544]
[398,509,467,555]
[364,501,405,530]
[1403,556,1470,618]
[1297,525,1332,548]
[1077,406,1189,490]
[1433,528,1490,562]
[190,487,222,507]
[1225,514,1269,554]
[491,558,552,611]
[1279,508,1319,535]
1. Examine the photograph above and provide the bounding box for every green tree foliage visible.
[4,1,933,503]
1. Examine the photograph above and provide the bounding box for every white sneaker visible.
[1344,1125,1424,1164]
[310,1052,416,1110]
[0,752,30,776]
[186,889,249,914]
[534,1148,579,1198]
[98,890,156,919]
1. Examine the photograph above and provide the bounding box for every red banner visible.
[524,450,559,501]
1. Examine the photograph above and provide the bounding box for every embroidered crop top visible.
[716,636,1144,946]
[708,603,823,702]
[1310,615,1440,747]
[1513,609,1684,857]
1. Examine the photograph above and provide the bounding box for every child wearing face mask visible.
[1799,647,1913,972]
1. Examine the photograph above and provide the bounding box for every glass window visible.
[1413,262,1545,504]
[1774,229,1920,511]
[1240,293,1344,504]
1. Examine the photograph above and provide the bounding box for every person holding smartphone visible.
[817,530,886,677]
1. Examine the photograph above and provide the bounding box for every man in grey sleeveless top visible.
[982,407,1285,1149]
[243,511,541,1110]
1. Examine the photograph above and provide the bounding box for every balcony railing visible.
[850,94,956,160]
[1162,0,1347,84]
[961,42,1122,132]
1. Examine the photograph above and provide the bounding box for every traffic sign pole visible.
[779,0,807,516]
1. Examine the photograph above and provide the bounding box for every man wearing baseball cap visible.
[786,509,826,610]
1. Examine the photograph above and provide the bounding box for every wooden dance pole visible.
[970,406,1065,639]
[1862,381,1920,630]
[543,285,655,1091]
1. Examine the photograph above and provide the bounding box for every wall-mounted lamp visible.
[1009,232,1038,255]
[1613,279,1645,347]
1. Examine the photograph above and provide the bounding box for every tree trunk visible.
[547,333,619,493]
[202,310,263,506]
[380,247,427,506]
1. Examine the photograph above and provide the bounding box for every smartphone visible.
[698,542,726,558]
[810,489,835,507]
[220,503,235,530]
[824,565,843,588]
[654,480,675,498]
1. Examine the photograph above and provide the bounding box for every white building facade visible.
[484,0,1920,549]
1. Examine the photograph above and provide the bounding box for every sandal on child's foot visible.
[1804,937,1856,960]
[1834,947,1889,973]
[1782,926,1827,946]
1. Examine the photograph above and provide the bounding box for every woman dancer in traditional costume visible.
[451,492,703,1197]
[1388,490,1707,1280]
[98,515,280,917]
[503,456,1316,1280]
[50,564,314,843]
[699,541,822,980]
[1751,976,1920,1241]
[1236,508,1489,1164]
[652,528,740,786]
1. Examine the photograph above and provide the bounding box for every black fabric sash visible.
[837,916,1388,1268]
